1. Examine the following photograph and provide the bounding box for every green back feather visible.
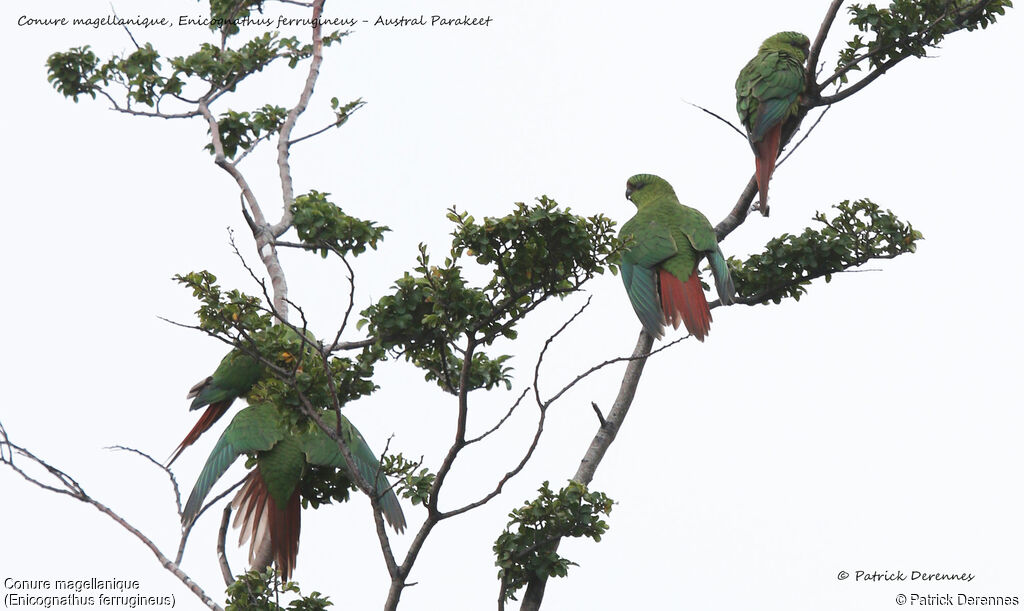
[191,350,264,410]
[735,31,810,143]
[619,174,734,331]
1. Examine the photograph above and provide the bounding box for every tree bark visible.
[519,331,654,611]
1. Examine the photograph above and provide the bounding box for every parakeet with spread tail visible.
[181,402,406,580]
[735,31,810,216]
[618,174,734,341]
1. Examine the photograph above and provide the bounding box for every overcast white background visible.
[2,1,1022,609]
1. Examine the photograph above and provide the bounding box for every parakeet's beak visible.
[625,186,633,199]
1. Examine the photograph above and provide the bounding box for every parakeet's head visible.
[760,31,811,62]
[625,174,675,208]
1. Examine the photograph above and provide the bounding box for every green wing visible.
[672,204,736,306]
[735,50,804,143]
[182,402,284,524]
[619,217,679,338]
[301,413,406,533]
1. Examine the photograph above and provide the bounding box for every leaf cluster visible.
[450,198,620,304]
[46,30,348,110]
[329,97,366,128]
[244,330,378,413]
[837,0,1012,78]
[299,464,354,509]
[359,199,620,394]
[730,199,923,304]
[381,454,437,506]
[174,270,272,334]
[494,481,614,603]
[291,191,389,258]
[209,0,266,36]
[225,569,332,611]
[205,105,287,158]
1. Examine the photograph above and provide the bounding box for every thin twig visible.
[466,388,531,446]
[106,445,183,516]
[776,91,837,169]
[681,98,746,138]
[533,297,593,409]
[109,3,141,50]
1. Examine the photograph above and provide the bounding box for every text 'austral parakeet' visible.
[181,402,406,580]
[618,174,734,342]
[735,31,810,216]
[166,349,264,466]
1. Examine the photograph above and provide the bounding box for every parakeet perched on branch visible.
[618,174,734,341]
[167,349,263,466]
[735,31,810,216]
[181,402,406,580]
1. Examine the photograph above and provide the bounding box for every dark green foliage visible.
[494,481,614,603]
[174,271,272,335]
[117,43,165,104]
[425,352,514,392]
[838,0,1012,78]
[209,0,266,35]
[360,199,620,394]
[291,191,389,258]
[299,464,353,509]
[170,35,286,91]
[451,198,619,306]
[47,29,348,109]
[244,328,378,414]
[225,569,332,611]
[46,47,102,101]
[205,105,287,158]
[731,199,923,304]
[381,454,437,506]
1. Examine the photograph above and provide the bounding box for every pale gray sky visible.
[2,1,1022,609]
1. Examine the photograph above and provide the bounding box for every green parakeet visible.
[618,174,734,341]
[167,349,264,466]
[735,31,810,216]
[181,402,406,580]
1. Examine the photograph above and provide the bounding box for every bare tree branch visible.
[0,422,224,611]
[217,505,234,586]
[270,0,327,237]
[519,330,656,610]
[806,0,846,97]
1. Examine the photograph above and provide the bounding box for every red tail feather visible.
[233,470,302,580]
[272,488,301,580]
[754,123,782,216]
[658,268,711,342]
[166,401,231,466]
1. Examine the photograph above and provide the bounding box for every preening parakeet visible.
[167,349,264,466]
[618,174,734,341]
[735,31,810,216]
[181,402,406,580]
